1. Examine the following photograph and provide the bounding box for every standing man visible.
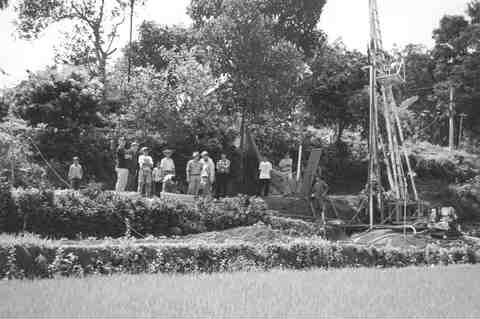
[278,152,293,195]
[68,156,83,190]
[115,137,129,192]
[311,174,329,221]
[126,141,139,191]
[186,151,203,196]
[200,151,215,196]
[138,147,154,197]
[160,149,176,180]
[258,156,273,196]
[216,152,231,198]
[152,161,163,196]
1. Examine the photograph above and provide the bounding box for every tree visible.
[0,117,48,188]
[10,67,114,186]
[306,42,369,142]
[15,0,136,99]
[189,0,326,56]
[111,46,236,149]
[126,21,198,72]
[397,44,441,142]
[189,0,314,118]
[430,4,480,141]
[12,67,104,129]
[53,27,98,75]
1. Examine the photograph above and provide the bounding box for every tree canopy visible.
[306,42,369,141]
[188,0,318,117]
[15,0,136,97]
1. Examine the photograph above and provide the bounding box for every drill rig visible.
[354,0,425,230]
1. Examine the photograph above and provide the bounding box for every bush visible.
[407,141,480,182]
[449,176,480,220]
[0,181,18,233]
[0,234,477,280]
[3,188,323,239]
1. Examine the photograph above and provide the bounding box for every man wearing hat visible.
[200,151,215,196]
[126,141,139,191]
[137,146,154,197]
[186,151,203,196]
[68,156,83,190]
[159,149,176,189]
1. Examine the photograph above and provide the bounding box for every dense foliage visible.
[1,232,478,280]
[1,188,326,239]
[127,21,198,72]
[306,42,369,141]
[1,0,479,188]
[9,68,114,187]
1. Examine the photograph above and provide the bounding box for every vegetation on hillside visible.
[0,1,478,208]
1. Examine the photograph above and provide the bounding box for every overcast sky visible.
[0,0,471,86]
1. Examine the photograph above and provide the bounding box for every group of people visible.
[66,139,327,206]
[114,137,232,198]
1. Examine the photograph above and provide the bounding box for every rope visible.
[26,137,72,188]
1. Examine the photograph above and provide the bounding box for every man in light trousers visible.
[115,137,129,192]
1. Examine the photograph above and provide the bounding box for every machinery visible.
[352,0,427,230]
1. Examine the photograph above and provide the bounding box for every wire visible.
[26,137,72,188]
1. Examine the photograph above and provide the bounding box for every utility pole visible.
[458,113,467,149]
[448,85,455,151]
[127,0,135,84]
[239,104,246,193]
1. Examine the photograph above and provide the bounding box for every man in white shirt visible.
[258,156,273,196]
[160,149,175,179]
[200,151,215,196]
[68,156,83,190]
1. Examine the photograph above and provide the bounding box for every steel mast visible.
[367,0,383,229]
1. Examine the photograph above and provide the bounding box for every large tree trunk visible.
[99,56,107,103]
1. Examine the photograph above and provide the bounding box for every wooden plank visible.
[300,148,322,198]
[160,192,196,204]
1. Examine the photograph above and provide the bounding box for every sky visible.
[0,0,471,87]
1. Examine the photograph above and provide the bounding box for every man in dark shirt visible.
[115,137,129,192]
[216,152,231,198]
[126,141,139,191]
[311,174,329,221]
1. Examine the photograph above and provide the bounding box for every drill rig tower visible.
[365,0,420,229]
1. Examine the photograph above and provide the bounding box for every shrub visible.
[0,235,478,280]
[0,181,18,233]
[3,188,322,239]
[407,141,480,182]
[449,176,480,220]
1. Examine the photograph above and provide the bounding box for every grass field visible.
[1,265,480,318]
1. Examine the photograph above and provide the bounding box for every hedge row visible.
[0,185,324,239]
[1,235,478,280]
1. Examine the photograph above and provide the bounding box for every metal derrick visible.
[365,0,420,229]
